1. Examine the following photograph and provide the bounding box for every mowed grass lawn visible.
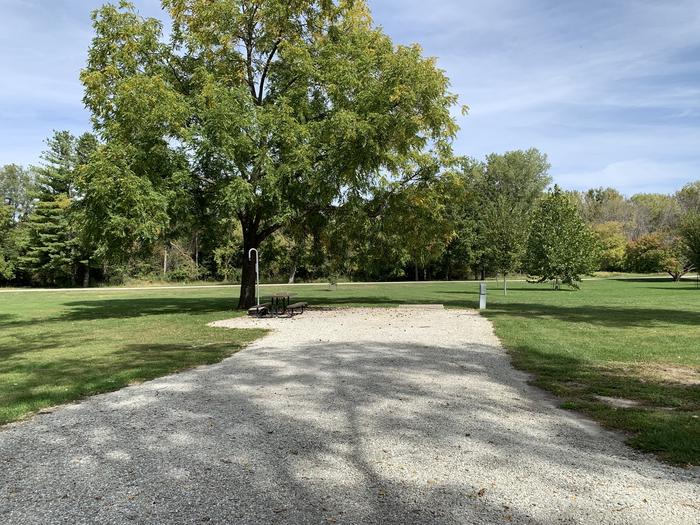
[0,289,266,425]
[1,278,698,465]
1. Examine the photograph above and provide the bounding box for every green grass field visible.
[1,278,698,464]
[0,289,266,425]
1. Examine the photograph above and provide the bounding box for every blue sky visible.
[1,0,699,195]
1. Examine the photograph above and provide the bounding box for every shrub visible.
[592,221,626,271]
[624,234,667,273]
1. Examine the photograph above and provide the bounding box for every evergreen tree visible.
[19,131,97,286]
[525,186,599,289]
[19,197,78,285]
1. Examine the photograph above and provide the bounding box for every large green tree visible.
[591,221,626,271]
[525,186,598,289]
[382,179,455,281]
[477,149,550,293]
[81,0,458,308]
[577,187,629,226]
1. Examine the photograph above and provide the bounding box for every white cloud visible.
[1,0,698,194]
[368,0,700,193]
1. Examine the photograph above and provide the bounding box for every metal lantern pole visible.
[248,248,260,307]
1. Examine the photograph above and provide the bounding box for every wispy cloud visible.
[369,0,700,194]
[1,0,698,194]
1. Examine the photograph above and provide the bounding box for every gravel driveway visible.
[1,307,698,524]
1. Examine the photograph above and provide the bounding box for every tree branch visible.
[256,222,283,243]
[258,38,281,104]
[243,4,260,102]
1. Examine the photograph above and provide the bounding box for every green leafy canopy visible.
[80,0,460,307]
[525,186,599,289]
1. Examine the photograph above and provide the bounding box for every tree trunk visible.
[238,230,259,310]
[288,265,297,284]
[83,261,90,288]
[503,273,507,295]
[414,262,419,281]
[194,232,199,270]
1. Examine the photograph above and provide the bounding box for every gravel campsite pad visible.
[1,307,698,524]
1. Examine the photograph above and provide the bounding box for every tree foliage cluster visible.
[1,1,698,298]
[575,182,700,280]
[3,146,698,291]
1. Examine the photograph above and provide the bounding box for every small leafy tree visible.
[661,236,692,282]
[478,149,551,293]
[624,233,667,273]
[525,186,598,289]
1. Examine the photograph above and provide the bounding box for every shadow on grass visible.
[42,295,460,323]
[0,328,88,359]
[483,302,700,328]
[0,334,261,426]
[4,291,693,331]
[611,277,675,283]
[644,285,700,291]
[503,341,700,465]
[0,313,21,328]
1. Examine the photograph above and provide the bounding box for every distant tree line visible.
[2,136,698,290]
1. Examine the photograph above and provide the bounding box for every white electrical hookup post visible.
[479,282,487,310]
[248,248,260,308]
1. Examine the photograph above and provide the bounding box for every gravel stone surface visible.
[1,307,698,524]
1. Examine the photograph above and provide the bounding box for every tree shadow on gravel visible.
[2,339,697,524]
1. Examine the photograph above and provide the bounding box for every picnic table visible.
[270,292,296,315]
[247,293,308,317]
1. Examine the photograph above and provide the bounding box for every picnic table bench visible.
[246,294,309,317]
[286,302,308,315]
[247,303,271,317]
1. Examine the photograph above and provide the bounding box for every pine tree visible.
[18,131,96,286]
[19,197,78,285]
[525,185,599,289]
